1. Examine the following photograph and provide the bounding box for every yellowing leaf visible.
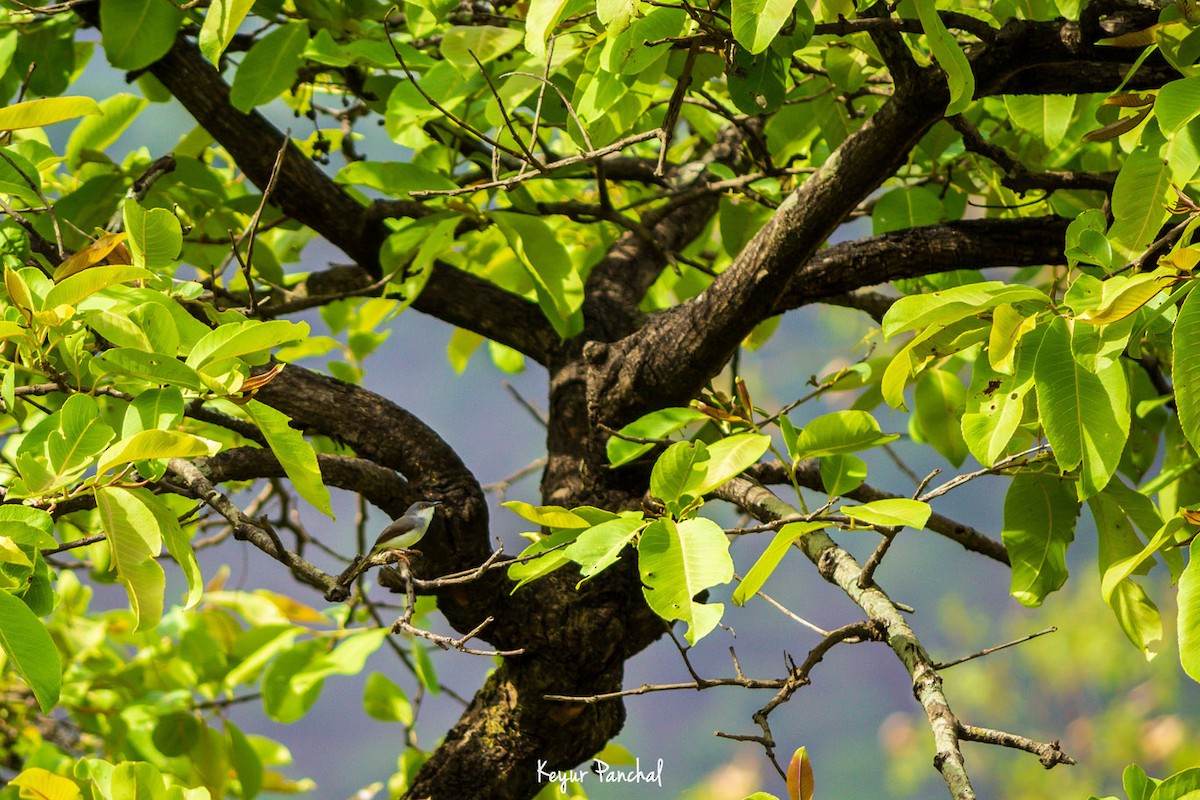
[0,96,101,131]
[9,767,80,800]
[787,746,814,800]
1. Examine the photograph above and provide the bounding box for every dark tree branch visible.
[775,216,1070,312]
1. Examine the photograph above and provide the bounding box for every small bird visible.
[345,500,441,583]
[369,500,441,555]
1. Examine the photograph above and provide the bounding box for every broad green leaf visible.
[47,393,114,475]
[1035,318,1130,499]
[1108,147,1174,260]
[1156,77,1200,134]
[687,433,772,497]
[882,317,990,409]
[819,453,867,496]
[502,501,592,529]
[872,185,942,235]
[563,517,643,584]
[913,369,968,467]
[1002,473,1079,607]
[841,499,931,529]
[152,495,203,610]
[882,281,1047,340]
[791,410,899,459]
[650,440,709,507]
[1174,285,1200,455]
[0,589,61,712]
[1147,768,1200,800]
[338,161,457,198]
[230,22,310,112]
[381,212,460,315]
[198,0,256,64]
[1103,517,1185,602]
[122,199,183,271]
[507,529,581,590]
[0,508,56,550]
[727,46,787,114]
[95,486,166,631]
[491,212,583,338]
[988,303,1038,374]
[92,348,205,390]
[1181,539,1200,681]
[123,387,185,436]
[1004,94,1075,149]
[101,0,182,70]
[65,93,148,170]
[440,25,525,71]
[186,320,309,371]
[44,265,153,310]
[1109,578,1163,657]
[363,672,414,724]
[606,407,708,466]
[97,429,216,475]
[0,96,102,131]
[244,400,334,518]
[908,0,974,115]
[524,0,571,59]
[262,640,325,723]
[226,721,263,800]
[292,628,388,693]
[638,517,734,644]
[731,0,800,54]
[732,521,826,605]
[963,342,1034,466]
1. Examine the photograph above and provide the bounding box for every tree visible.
[1,0,1200,798]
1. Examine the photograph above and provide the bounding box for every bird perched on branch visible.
[343,500,441,584]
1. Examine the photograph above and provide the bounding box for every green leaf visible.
[913,369,968,467]
[92,348,205,390]
[908,0,974,114]
[563,517,643,585]
[872,185,942,235]
[687,433,772,497]
[48,393,114,476]
[152,495,203,610]
[262,640,324,723]
[732,521,827,605]
[1107,147,1174,261]
[44,265,153,310]
[638,517,734,645]
[650,440,709,507]
[1174,285,1200,456]
[607,407,708,467]
[97,429,216,475]
[962,345,1035,466]
[524,0,571,59]
[507,529,581,590]
[791,410,899,459]
[1177,538,1200,682]
[338,161,457,198]
[292,629,388,694]
[1004,94,1075,149]
[841,499,931,529]
[123,387,184,437]
[0,588,61,712]
[1002,473,1079,607]
[440,25,525,71]
[123,199,183,271]
[95,486,166,631]
[819,454,867,496]
[731,0,800,54]
[363,671,414,724]
[491,212,583,338]
[1155,77,1200,135]
[230,22,310,112]
[101,0,182,70]
[0,96,102,131]
[244,400,334,518]
[198,0,256,64]
[226,721,264,800]
[727,46,787,114]
[882,281,1047,341]
[65,93,149,170]
[186,320,309,372]
[502,500,593,529]
[1035,317,1130,499]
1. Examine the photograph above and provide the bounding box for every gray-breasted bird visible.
[369,500,441,554]
[345,500,441,583]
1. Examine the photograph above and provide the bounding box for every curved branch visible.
[775,216,1070,313]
